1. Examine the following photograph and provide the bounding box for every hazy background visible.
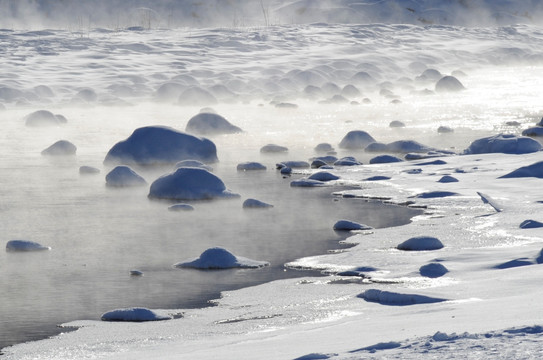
[1,0,543,30]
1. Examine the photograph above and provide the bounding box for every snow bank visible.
[174,247,269,269]
[105,166,147,187]
[148,167,238,200]
[101,307,171,322]
[41,140,76,156]
[185,112,242,135]
[6,240,50,252]
[104,126,218,165]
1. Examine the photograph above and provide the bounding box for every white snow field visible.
[3,0,543,359]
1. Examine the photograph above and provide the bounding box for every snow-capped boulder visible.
[154,82,186,102]
[308,171,340,181]
[175,159,213,172]
[369,155,403,164]
[397,236,444,251]
[24,110,67,126]
[260,144,288,153]
[185,112,242,135]
[334,156,361,166]
[499,161,543,179]
[339,130,376,149]
[435,76,465,92]
[105,166,147,187]
[76,88,97,102]
[464,134,542,154]
[438,125,454,133]
[168,203,195,211]
[522,127,543,137]
[311,159,327,169]
[358,289,447,305]
[438,175,459,183]
[419,263,449,278]
[389,120,406,128]
[237,162,267,171]
[148,167,238,200]
[178,87,218,106]
[386,140,433,153]
[314,143,335,153]
[6,240,50,252]
[519,220,543,229]
[333,220,372,231]
[101,307,171,322]
[277,161,310,169]
[41,140,76,156]
[104,126,218,165]
[174,247,269,269]
[242,198,273,208]
[290,178,326,187]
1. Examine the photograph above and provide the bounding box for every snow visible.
[173,247,270,269]
[104,126,218,166]
[148,167,239,200]
[5,240,50,252]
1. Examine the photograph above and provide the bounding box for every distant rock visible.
[419,263,449,278]
[333,220,372,231]
[168,203,195,211]
[6,240,50,252]
[389,120,406,128]
[365,140,434,154]
[339,130,376,149]
[149,167,238,200]
[522,127,543,137]
[397,236,444,251]
[358,289,447,305]
[308,171,340,181]
[41,140,76,156]
[24,110,67,127]
[275,102,298,109]
[418,68,442,82]
[435,76,465,92]
[79,166,100,175]
[437,125,454,133]
[365,175,391,181]
[311,159,327,168]
[243,198,273,208]
[290,178,326,187]
[155,82,186,102]
[369,155,403,164]
[277,161,310,169]
[314,143,335,153]
[178,87,218,106]
[105,166,147,187]
[464,134,542,154]
[101,307,171,322]
[260,144,288,153]
[174,247,269,269]
[499,161,543,179]
[438,175,458,183]
[519,220,543,229]
[175,159,213,172]
[237,161,267,171]
[104,126,218,165]
[185,112,242,135]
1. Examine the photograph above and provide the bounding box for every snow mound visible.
[178,87,218,106]
[438,175,458,183]
[435,75,465,92]
[499,161,543,179]
[242,198,273,208]
[397,236,444,251]
[105,166,147,187]
[79,166,100,175]
[237,162,267,171]
[24,110,67,127]
[6,240,50,252]
[519,220,543,229]
[358,289,447,306]
[420,263,449,278]
[333,220,372,231]
[101,307,171,322]
[308,171,340,181]
[260,144,288,153]
[174,247,269,269]
[464,134,542,154]
[185,112,242,135]
[339,130,376,149]
[104,126,218,165]
[521,127,543,137]
[149,167,238,200]
[41,140,76,156]
[168,203,195,211]
[174,159,213,172]
[369,154,404,164]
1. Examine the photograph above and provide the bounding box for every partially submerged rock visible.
[168,203,195,211]
[175,159,213,172]
[185,112,242,135]
[174,247,269,269]
[104,126,218,165]
[101,307,171,322]
[237,162,267,171]
[519,220,543,229]
[41,140,76,156]
[260,144,288,153]
[339,130,376,149]
[420,263,449,278]
[105,166,147,187]
[435,75,465,92]
[24,110,67,127]
[358,289,447,305]
[6,240,50,252]
[397,236,444,251]
[242,198,273,208]
[333,220,372,231]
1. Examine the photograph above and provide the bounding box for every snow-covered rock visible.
[334,156,361,166]
[6,240,50,252]
[397,236,444,251]
[333,220,372,231]
[290,178,326,187]
[41,140,76,156]
[178,87,217,106]
[104,126,218,165]
[464,134,542,154]
[174,159,213,172]
[519,220,543,229]
[277,161,310,169]
[105,166,147,187]
[260,144,288,153]
[522,127,543,137]
[435,75,465,92]
[148,167,238,200]
[174,247,269,269]
[499,161,543,178]
[101,307,171,322]
[389,120,406,128]
[168,203,195,211]
[242,198,273,208]
[419,263,449,278]
[308,171,340,181]
[369,154,404,164]
[338,130,376,149]
[314,143,335,153]
[438,175,459,183]
[237,162,267,171]
[358,289,447,305]
[185,112,242,135]
[24,110,67,127]
[79,166,100,175]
